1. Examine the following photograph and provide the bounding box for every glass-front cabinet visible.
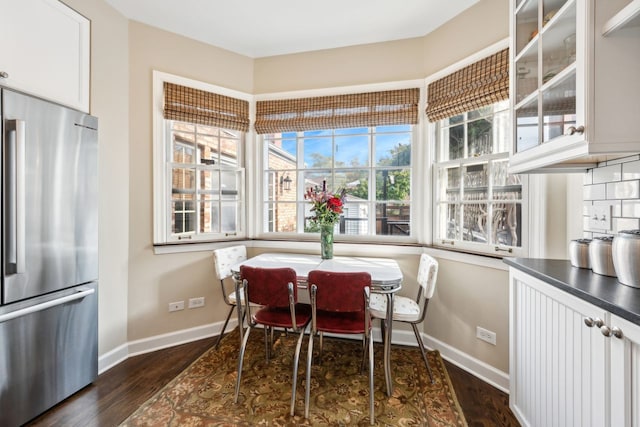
[509,0,640,173]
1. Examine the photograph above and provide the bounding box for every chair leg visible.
[290,327,306,416]
[379,317,386,343]
[215,305,235,349]
[270,326,275,354]
[318,332,324,364]
[360,335,367,373]
[304,332,315,419]
[368,331,375,425]
[234,326,253,403]
[411,323,434,383]
[264,327,271,362]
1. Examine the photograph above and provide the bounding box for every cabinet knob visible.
[600,325,623,338]
[0,71,8,79]
[584,317,604,327]
[566,125,585,135]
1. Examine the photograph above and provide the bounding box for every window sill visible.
[152,238,507,271]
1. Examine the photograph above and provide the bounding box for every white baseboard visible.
[417,332,510,393]
[98,319,238,374]
[98,342,129,374]
[98,320,509,394]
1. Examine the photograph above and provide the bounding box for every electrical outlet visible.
[188,297,205,309]
[476,326,497,345]
[169,301,184,312]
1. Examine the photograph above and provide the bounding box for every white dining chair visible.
[370,253,438,382]
[212,245,249,349]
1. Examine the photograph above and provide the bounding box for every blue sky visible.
[279,125,411,167]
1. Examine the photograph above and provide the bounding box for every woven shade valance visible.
[255,88,420,134]
[426,48,509,122]
[163,82,250,132]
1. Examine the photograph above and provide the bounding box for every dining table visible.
[230,252,403,396]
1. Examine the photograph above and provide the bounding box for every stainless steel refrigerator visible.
[0,88,98,426]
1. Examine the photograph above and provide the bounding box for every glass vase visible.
[320,223,334,260]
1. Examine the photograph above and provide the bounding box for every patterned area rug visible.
[121,328,467,426]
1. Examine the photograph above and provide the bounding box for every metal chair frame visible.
[212,245,247,349]
[376,253,438,383]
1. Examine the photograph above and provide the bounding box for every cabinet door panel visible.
[0,0,89,112]
[610,314,640,427]
[510,269,607,427]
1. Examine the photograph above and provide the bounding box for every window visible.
[428,47,527,256]
[255,88,419,241]
[263,125,413,237]
[153,72,250,244]
[168,121,244,240]
[434,101,525,255]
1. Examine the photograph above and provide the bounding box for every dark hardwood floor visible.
[27,336,519,426]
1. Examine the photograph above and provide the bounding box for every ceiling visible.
[103,0,480,58]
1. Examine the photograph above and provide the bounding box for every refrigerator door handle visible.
[4,119,26,274]
[0,287,95,323]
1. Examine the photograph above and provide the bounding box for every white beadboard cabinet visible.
[0,0,90,112]
[509,267,640,427]
[609,313,640,427]
[509,0,640,173]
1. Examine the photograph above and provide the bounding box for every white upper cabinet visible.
[0,0,90,112]
[509,0,640,173]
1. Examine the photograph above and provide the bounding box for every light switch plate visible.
[588,205,612,231]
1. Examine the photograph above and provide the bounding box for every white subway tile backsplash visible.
[584,156,640,235]
[594,200,621,217]
[584,184,606,200]
[593,164,622,184]
[622,200,640,217]
[606,154,640,166]
[607,180,640,199]
[613,217,640,233]
[622,160,640,180]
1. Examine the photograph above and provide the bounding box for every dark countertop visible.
[504,258,640,326]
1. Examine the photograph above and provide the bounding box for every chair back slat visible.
[308,270,371,312]
[241,265,297,307]
[213,245,247,281]
[417,253,439,300]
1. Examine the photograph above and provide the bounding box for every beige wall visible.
[421,0,509,76]
[253,0,509,93]
[127,22,254,340]
[62,0,130,355]
[62,0,567,377]
[427,259,510,371]
[254,37,425,93]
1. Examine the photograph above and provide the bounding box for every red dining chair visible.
[370,253,439,382]
[304,270,375,425]
[234,265,311,417]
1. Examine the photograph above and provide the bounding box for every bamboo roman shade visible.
[254,88,420,134]
[163,82,250,132]
[426,48,509,122]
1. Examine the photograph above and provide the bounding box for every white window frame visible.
[152,71,253,245]
[253,80,426,245]
[426,39,530,258]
